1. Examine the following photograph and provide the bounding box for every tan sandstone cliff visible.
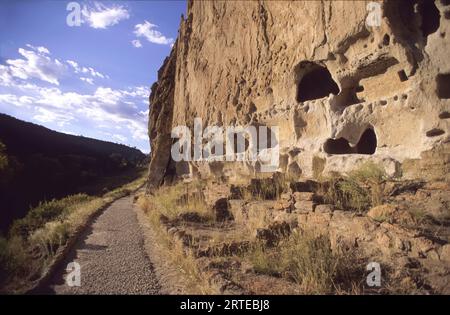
[147,0,450,190]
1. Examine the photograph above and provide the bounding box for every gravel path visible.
[40,194,161,294]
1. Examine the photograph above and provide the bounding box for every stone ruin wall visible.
[147,0,450,189]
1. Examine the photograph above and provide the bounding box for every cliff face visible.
[148,0,450,188]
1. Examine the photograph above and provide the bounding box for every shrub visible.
[144,180,212,221]
[324,162,386,212]
[325,177,371,212]
[29,221,70,258]
[10,194,91,238]
[248,230,363,294]
[246,173,293,200]
[0,235,28,284]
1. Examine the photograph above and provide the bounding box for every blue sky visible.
[0,0,186,153]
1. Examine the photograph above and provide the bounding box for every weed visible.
[323,162,386,212]
[248,230,364,294]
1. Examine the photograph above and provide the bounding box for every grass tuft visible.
[248,230,364,294]
[323,162,386,212]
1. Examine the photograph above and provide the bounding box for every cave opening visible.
[323,137,353,154]
[398,70,408,82]
[426,128,445,137]
[324,128,377,155]
[357,129,377,154]
[437,73,450,98]
[418,0,440,38]
[296,63,339,102]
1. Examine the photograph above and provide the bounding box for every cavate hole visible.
[398,70,408,82]
[357,129,377,154]
[445,11,450,19]
[426,128,445,137]
[383,34,391,46]
[295,62,340,102]
[436,73,450,99]
[356,85,365,93]
[380,100,387,106]
[418,0,440,37]
[324,137,353,154]
[442,0,450,6]
[324,128,377,155]
[439,111,450,119]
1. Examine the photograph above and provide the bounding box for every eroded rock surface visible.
[148,0,450,185]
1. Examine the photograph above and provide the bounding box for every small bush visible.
[325,178,371,212]
[29,221,71,258]
[246,173,293,200]
[10,194,91,238]
[145,180,212,222]
[324,162,386,212]
[248,230,363,294]
[0,235,29,285]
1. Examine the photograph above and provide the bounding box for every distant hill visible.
[0,113,147,234]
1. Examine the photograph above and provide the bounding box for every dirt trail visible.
[39,194,161,294]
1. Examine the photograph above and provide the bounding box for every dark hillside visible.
[0,113,147,233]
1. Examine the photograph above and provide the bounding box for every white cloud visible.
[0,94,34,107]
[80,77,94,85]
[0,44,149,151]
[134,21,174,45]
[0,65,15,86]
[26,44,50,55]
[139,109,149,116]
[33,107,74,126]
[5,46,66,85]
[1,80,149,142]
[113,134,127,142]
[67,60,106,80]
[131,39,142,48]
[66,60,80,72]
[82,3,130,29]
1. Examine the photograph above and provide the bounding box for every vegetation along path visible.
[39,193,161,294]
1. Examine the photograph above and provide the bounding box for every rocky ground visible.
[39,194,161,295]
[144,173,450,295]
[33,173,450,295]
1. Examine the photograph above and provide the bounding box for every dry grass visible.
[322,162,386,213]
[138,181,219,294]
[142,180,213,222]
[247,230,364,294]
[0,175,146,292]
[236,172,294,201]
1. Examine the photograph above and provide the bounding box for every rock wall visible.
[148,0,450,189]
